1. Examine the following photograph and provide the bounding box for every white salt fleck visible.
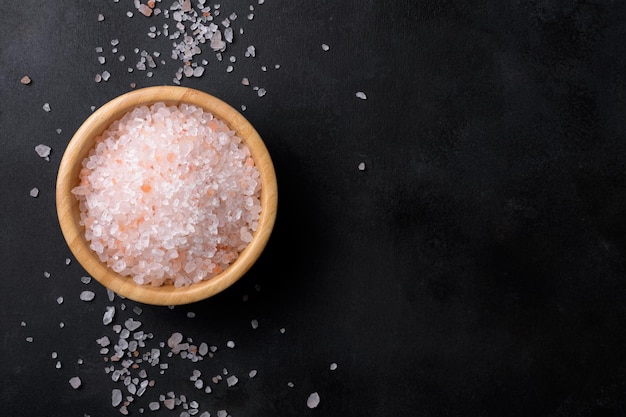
[148,402,160,411]
[133,306,143,315]
[65,258,71,265]
[125,318,142,331]
[102,71,111,81]
[20,321,26,327]
[287,381,294,388]
[217,410,227,417]
[248,369,257,378]
[98,56,106,64]
[241,77,249,85]
[251,319,258,329]
[257,88,266,97]
[126,11,133,17]
[226,340,235,348]
[112,389,123,407]
[35,144,51,159]
[193,66,205,77]
[226,65,233,73]
[247,13,254,20]
[43,271,50,278]
[330,362,338,370]
[107,289,115,301]
[98,13,104,21]
[356,91,367,100]
[56,296,64,304]
[358,162,366,171]
[26,336,33,342]
[80,291,95,301]
[20,75,31,85]
[103,306,115,325]
[56,128,62,134]
[43,103,51,112]
[280,327,286,334]
[59,322,65,328]
[307,392,320,409]
[322,43,330,51]
[69,376,82,389]
[241,105,247,111]
[51,351,57,358]
[56,361,62,369]
[30,188,39,198]
[80,276,92,284]
[226,375,238,387]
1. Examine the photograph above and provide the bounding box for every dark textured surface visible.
[2,1,626,416]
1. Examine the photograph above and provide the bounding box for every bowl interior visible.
[56,86,277,305]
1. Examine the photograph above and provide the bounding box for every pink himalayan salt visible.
[72,102,261,287]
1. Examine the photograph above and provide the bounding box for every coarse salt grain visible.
[307,392,320,409]
[356,91,367,100]
[69,376,82,389]
[30,188,39,198]
[72,103,262,287]
[358,162,366,171]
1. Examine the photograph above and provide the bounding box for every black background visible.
[2,1,626,416]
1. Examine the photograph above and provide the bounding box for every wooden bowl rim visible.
[56,86,277,305]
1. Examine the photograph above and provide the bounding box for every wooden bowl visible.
[56,86,277,305]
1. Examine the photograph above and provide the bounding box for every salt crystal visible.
[307,392,320,409]
[112,389,123,407]
[280,327,286,334]
[26,336,33,342]
[257,88,266,97]
[35,144,51,159]
[56,361,62,368]
[322,43,330,51]
[164,398,176,409]
[356,91,367,100]
[42,103,51,112]
[21,321,26,327]
[127,11,133,17]
[251,319,258,329]
[98,13,104,21]
[80,291,95,301]
[247,13,254,20]
[287,381,294,388]
[20,75,31,85]
[59,322,65,328]
[103,306,115,325]
[69,376,82,389]
[241,77,249,85]
[119,405,128,415]
[187,312,196,318]
[98,56,106,64]
[65,258,71,265]
[241,105,246,111]
[56,296,64,304]
[125,318,142,331]
[56,128,62,134]
[30,188,39,198]
[358,162,366,171]
[80,276,92,284]
[226,340,235,348]
[137,4,152,17]
[248,369,257,378]
[133,306,143,315]
[217,410,227,417]
[95,46,103,53]
[245,45,256,57]
[226,375,238,387]
[43,271,50,278]
[149,402,160,411]
[102,71,111,81]
[193,67,205,77]
[330,362,338,370]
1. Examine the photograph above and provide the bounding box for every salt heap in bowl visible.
[71,102,262,287]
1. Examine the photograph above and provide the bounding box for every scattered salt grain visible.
[20,75,32,85]
[358,162,366,171]
[80,291,96,301]
[80,276,92,284]
[103,306,115,325]
[226,375,238,387]
[248,369,257,378]
[30,188,39,198]
[321,43,330,51]
[43,271,51,278]
[112,389,123,407]
[43,103,51,112]
[107,289,115,301]
[98,56,106,64]
[241,77,249,85]
[307,392,320,409]
[69,376,82,389]
[98,13,105,21]
[51,351,57,358]
[330,362,338,371]
[59,322,65,328]
[279,327,286,334]
[56,296,64,305]
[21,321,26,327]
[65,258,71,265]
[251,319,258,329]
[148,402,160,411]
[187,312,196,319]
[26,336,33,342]
[226,341,235,348]
[35,144,51,160]
[257,88,266,97]
[56,128,62,134]
[287,381,294,388]
[356,91,367,100]
[56,361,62,368]
[102,71,111,81]
[125,318,142,331]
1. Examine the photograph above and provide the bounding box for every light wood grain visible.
[56,86,278,305]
